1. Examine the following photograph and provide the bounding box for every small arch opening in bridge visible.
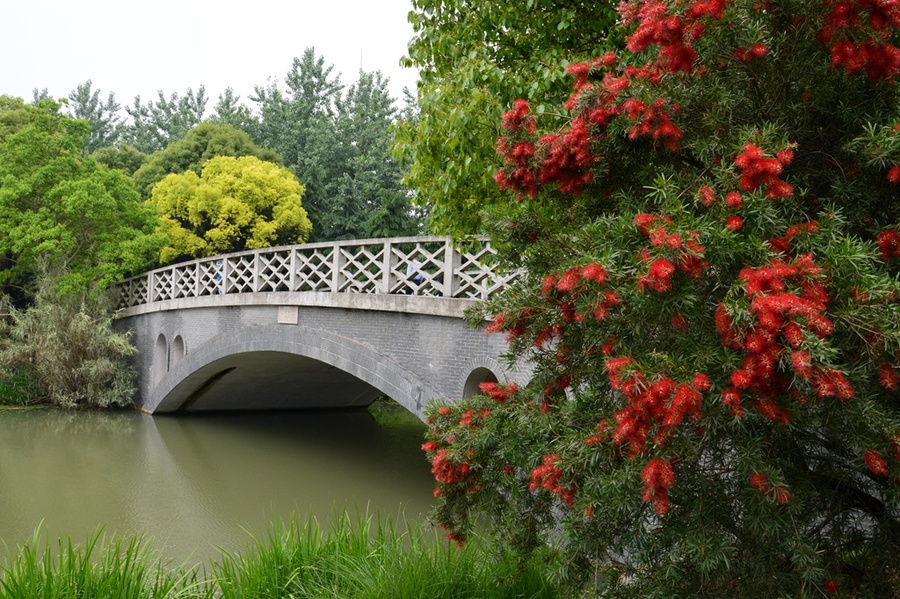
[171,335,186,366]
[154,334,168,384]
[462,367,499,399]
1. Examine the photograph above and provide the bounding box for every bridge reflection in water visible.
[115,236,529,419]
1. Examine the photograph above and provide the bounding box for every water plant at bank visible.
[420,0,900,596]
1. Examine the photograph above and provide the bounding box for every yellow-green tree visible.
[149,156,312,264]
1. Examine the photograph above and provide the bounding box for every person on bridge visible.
[406,256,424,294]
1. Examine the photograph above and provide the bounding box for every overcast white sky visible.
[1,0,419,112]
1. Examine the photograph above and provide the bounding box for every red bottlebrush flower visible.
[641,457,675,516]
[864,449,889,475]
[699,185,716,205]
[725,191,743,207]
[876,229,900,261]
[634,212,656,234]
[791,350,812,378]
[751,44,768,57]
[671,312,689,329]
[421,441,438,452]
[529,454,576,507]
[666,233,683,248]
[639,258,676,292]
[726,215,744,231]
[824,579,838,594]
[879,363,899,390]
[722,388,744,415]
[749,471,767,491]
[501,99,534,132]
[581,262,609,284]
[447,531,466,549]
[770,485,792,503]
[734,142,794,198]
[438,406,451,416]
[556,267,581,292]
[888,164,900,183]
[715,303,732,334]
[541,274,559,295]
[730,369,752,389]
[692,373,711,391]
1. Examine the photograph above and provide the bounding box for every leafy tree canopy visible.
[91,144,148,177]
[423,1,900,596]
[0,96,33,141]
[132,122,280,199]
[396,0,620,236]
[0,99,163,297]
[149,155,311,264]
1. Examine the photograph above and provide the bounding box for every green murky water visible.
[0,406,433,565]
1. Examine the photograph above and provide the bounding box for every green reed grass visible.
[0,515,560,598]
[0,528,208,599]
[211,512,560,599]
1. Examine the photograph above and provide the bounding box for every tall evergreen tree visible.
[67,80,122,154]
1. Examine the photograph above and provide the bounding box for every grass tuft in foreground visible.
[0,528,206,598]
[0,515,560,598]
[212,512,559,599]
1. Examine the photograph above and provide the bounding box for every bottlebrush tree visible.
[421,0,900,596]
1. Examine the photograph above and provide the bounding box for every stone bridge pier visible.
[114,237,528,420]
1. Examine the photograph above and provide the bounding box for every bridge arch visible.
[146,324,446,419]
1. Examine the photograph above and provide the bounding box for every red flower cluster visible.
[536,118,597,196]
[429,448,472,485]
[734,142,794,199]
[500,99,537,133]
[818,0,900,81]
[876,229,900,260]
[769,220,821,254]
[529,454,576,507]
[565,52,618,95]
[621,0,727,75]
[635,213,708,292]
[495,105,597,199]
[622,97,684,151]
[641,457,675,515]
[604,358,707,456]
[718,254,854,423]
[478,381,520,402]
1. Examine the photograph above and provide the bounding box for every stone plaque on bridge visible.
[277,305,299,325]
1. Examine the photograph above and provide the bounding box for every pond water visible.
[0,405,435,566]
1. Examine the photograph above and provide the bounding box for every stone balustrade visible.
[117,236,515,310]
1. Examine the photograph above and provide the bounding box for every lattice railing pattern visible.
[116,236,515,309]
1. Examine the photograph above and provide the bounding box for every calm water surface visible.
[0,406,434,566]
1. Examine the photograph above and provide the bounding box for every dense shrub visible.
[423,0,900,596]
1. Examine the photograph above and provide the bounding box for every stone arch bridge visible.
[115,236,527,420]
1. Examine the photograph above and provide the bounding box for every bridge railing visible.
[116,236,516,309]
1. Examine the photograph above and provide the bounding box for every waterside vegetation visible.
[0,515,560,599]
